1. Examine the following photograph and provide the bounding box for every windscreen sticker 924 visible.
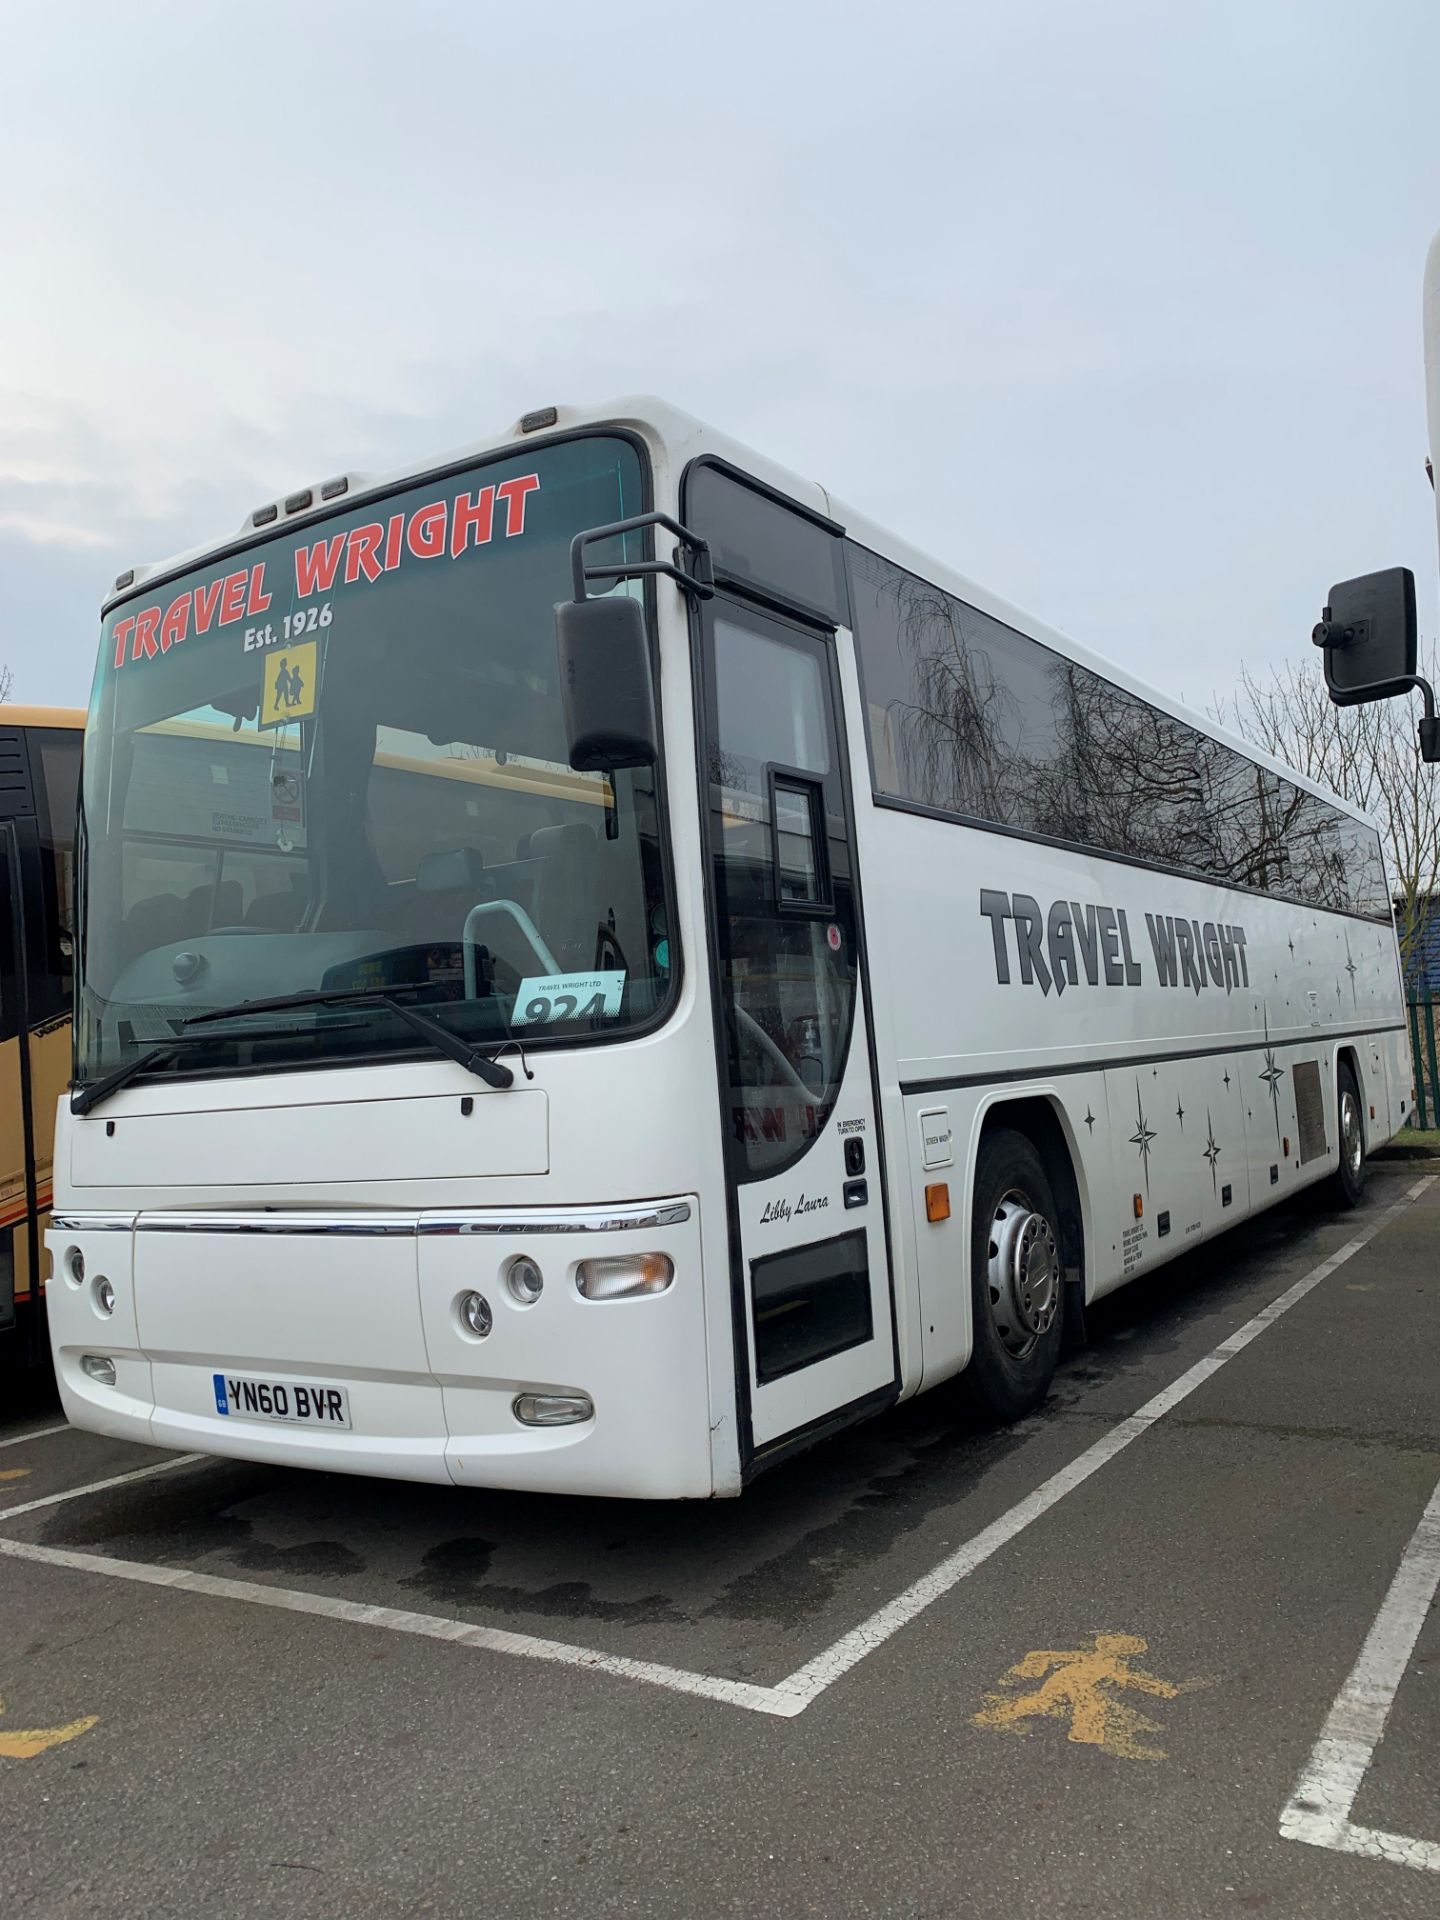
[513,971,626,1026]
[108,471,541,671]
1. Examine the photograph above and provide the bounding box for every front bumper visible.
[46,1198,713,1499]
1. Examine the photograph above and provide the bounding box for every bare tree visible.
[0,662,11,703]
[1210,647,1440,976]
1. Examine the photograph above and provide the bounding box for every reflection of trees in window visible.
[1027,664,1227,876]
[849,540,1388,919]
[881,571,1018,825]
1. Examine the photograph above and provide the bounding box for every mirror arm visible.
[1376,672,1440,762]
[1319,657,1440,763]
[1413,677,1440,762]
[569,512,714,603]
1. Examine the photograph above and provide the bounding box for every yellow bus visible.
[1,705,83,1372]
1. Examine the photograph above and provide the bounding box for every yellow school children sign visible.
[259,641,318,728]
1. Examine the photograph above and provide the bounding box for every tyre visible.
[959,1128,1066,1422]
[1332,1060,1367,1208]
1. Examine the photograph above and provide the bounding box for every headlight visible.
[575,1253,674,1301]
[505,1255,544,1305]
[458,1290,493,1338]
[81,1354,117,1386]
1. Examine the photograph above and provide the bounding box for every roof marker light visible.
[320,477,349,501]
[114,569,135,591]
[252,504,279,527]
[284,488,314,514]
[519,407,558,434]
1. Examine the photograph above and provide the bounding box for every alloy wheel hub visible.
[987,1190,1060,1359]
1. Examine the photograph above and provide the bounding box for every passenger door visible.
[698,596,896,1459]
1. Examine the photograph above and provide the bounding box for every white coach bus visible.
[48,399,1408,1497]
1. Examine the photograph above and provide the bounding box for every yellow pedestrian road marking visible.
[974,1633,1194,1760]
[0,1469,30,1483]
[0,1692,97,1761]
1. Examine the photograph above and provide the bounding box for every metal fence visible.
[1408,988,1440,1127]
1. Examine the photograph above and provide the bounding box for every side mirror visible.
[1313,565,1439,761]
[1312,567,1418,704]
[554,592,658,772]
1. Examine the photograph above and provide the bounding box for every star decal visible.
[1223,1070,1231,1090]
[1175,1097,1185,1129]
[1203,1110,1221,1195]
[1129,1078,1157,1196]
[1288,937,1295,959]
[1258,1011,1284,1144]
[1083,1106,1096,1133]
[1343,933,1358,1006]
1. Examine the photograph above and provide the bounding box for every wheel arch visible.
[1335,1045,1365,1146]
[972,1091,1089,1301]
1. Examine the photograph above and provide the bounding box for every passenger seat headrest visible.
[416,847,487,893]
[528,823,595,857]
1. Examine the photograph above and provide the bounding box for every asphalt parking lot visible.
[2,1169,1438,1920]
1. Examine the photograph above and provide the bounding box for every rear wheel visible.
[1333,1061,1367,1208]
[959,1128,1066,1422]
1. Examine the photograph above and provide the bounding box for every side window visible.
[32,729,82,1022]
[708,615,858,1180]
[686,464,847,625]
[1341,820,1388,919]
[0,842,15,1043]
[848,541,1385,920]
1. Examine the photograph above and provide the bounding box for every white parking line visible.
[774,1177,1434,1709]
[0,1534,789,1715]
[0,1423,69,1451]
[0,1179,1430,1719]
[0,1454,204,1521]
[1280,1471,1440,1875]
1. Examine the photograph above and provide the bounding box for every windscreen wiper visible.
[72,1036,209,1117]
[69,1016,366,1117]
[182,984,515,1089]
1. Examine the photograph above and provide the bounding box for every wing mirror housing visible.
[1313,566,1439,761]
[555,593,658,772]
[555,510,712,773]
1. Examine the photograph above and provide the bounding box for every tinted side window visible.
[848,541,1387,919]
[0,845,15,1043]
[686,464,847,626]
[33,729,82,1022]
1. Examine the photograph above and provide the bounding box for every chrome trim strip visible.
[419,1202,692,1236]
[122,1201,693,1237]
[48,1213,138,1234]
[136,1212,418,1236]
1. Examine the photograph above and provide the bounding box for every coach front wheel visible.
[960,1128,1066,1423]
[1332,1061,1367,1208]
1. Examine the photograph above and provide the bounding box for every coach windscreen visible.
[77,434,675,1091]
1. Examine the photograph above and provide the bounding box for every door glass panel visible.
[708,615,857,1180]
[773,779,824,905]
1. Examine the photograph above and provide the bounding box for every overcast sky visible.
[2,0,1438,714]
